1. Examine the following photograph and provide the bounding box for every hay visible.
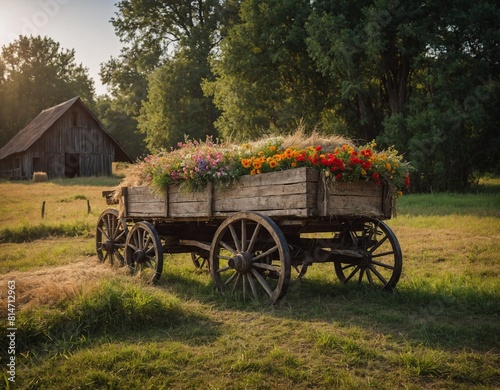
[281,129,352,151]
[33,171,48,182]
[114,129,355,193]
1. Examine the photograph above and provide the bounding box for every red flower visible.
[315,145,322,151]
[360,149,372,158]
[336,173,343,181]
[405,172,411,188]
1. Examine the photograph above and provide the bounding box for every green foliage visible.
[104,0,234,151]
[207,0,333,141]
[138,52,218,151]
[0,36,95,147]
[94,94,148,160]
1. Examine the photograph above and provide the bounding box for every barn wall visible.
[24,105,115,178]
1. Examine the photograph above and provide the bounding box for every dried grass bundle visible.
[33,171,48,182]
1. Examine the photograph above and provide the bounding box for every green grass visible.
[0,179,499,389]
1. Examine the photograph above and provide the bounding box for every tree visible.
[379,0,500,191]
[0,35,94,147]
[138,51,218,150]
[207,0,335,141]
[94,95,147,161]
[102,0,239,151]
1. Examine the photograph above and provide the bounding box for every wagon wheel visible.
[125,221,163,283]
[210,212,291,304]
[191,253,210,270]
[96,208,128,266]
[334,218,402,290]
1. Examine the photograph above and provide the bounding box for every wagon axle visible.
[103,239,115,253]
[132,249,148,264]
[228,252,253,273]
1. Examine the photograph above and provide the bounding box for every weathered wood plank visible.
[121,167,392,220]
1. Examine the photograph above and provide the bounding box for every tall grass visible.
[0,178,499,389]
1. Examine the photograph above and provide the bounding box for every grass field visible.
[0,177,499,389]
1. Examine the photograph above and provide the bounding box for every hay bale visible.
[33,171,48,182]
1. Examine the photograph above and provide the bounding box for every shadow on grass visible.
[155,269,499,354]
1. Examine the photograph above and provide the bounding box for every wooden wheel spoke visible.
[369,234,388,253]
[115,229,126,242]
[242,273,247,299]
[247,224,261,254]
[144,243,156,256]
[344,265,360,283]
[371,259,395,269]
[241,220,247,251]
[230,273,241,294]
[220,240,237,255]
[228,224,241,252]
[250,269,274,297]
[217,265,232,273]
[224,271,238,286]
[358,268,365,284]
[247,273,258,300]
[334,219,402,290]
[210,213,290,304]
[369,264,388,285]
[253,245,278,261]
[126,242,139,252]
[143,259,156,270]
[253,262,280,273]
[97,226,110,240]
[366,268,374,284]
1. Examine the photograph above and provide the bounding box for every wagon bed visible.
[118,167,392,220]
[97,167,402,304]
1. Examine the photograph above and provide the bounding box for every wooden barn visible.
[0,97,132,179]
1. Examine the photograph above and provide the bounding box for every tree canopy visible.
[1,1,498,192]
[0,35,94,148]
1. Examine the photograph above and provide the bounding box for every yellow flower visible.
[361,169,367,176]
[385,163,392,171]
[269,160,278,168]
[273,154,282,161]
[291,162,297,167]
[269,145,276,152]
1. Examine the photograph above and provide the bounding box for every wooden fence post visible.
[41,200,46,219]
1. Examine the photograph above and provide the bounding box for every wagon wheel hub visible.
[361,250,372,267]
[133,249,147,264]
[103,239,114,252]
[228,252,253,273]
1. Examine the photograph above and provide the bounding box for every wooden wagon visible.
[96,167,402,304]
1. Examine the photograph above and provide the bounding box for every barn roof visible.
[0,96,132,162]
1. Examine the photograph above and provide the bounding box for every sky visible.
[0,0,123,95]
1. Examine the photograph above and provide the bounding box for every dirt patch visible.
[0,257,127,312]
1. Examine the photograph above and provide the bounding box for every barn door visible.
[65,153,80,178]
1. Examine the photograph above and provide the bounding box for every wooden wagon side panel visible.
[212,167,319,218]
[120,167,392,220]
[122,186,168,218]
[317,176,392,219]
